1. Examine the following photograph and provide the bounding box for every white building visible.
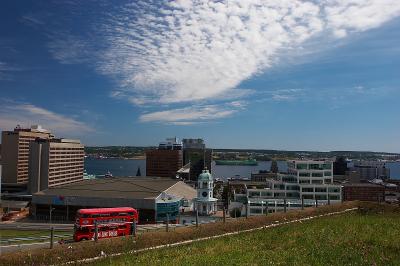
[194,169,218,215]
[233,160,342,216]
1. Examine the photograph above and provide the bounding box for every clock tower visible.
[195,169,217,215]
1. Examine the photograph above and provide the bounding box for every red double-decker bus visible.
[73,207,138,242]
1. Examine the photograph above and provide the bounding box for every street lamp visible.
[49,206,55,224]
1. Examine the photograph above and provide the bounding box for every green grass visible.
[96,212,400,266]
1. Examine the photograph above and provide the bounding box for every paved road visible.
[0,222,74,231]
[0,222,207,254]
[0,241,51,255]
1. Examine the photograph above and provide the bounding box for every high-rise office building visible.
[28,138,84,193]
[146,138,183,178]
[1,125,51,184]
[182,138,212,181]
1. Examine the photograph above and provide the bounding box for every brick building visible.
[342,183,385,202]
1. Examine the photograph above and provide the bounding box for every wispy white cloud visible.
[96,0,400,105]
[0,102,93,135]
[0,61,22,80]
[139,103,241,125]
[40,0,400,123]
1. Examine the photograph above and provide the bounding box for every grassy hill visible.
[95,211,400,265]
[2,202,399,265]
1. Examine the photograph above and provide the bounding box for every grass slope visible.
[97,212,400,266]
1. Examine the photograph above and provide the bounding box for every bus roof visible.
[77,207,136,215]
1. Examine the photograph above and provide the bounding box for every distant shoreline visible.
[85,156,146,160]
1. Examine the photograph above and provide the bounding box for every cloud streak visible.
[139,103,242,124]
[0,102,93,136]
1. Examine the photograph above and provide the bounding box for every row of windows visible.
[49,170,83,177]
[302,187,341,193]
[49,163,83,168]
[51,147,84,151]
[49,166,84,172]
[296,163,332,170]
[302,195,340,200]
[299,171,332,177]
[299,179,332,184]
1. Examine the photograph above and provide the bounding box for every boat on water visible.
[105,171,113,178]
[83,170,96,180]
[215,159,258,166]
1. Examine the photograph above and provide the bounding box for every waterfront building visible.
[182,138,212,181]
[146,138,183,178]
[28,138,84,193]
[1,125,52,184]
[194,169,218,215]
[31,177,196,223]
[352,161,390,180]
[233,160,342,215]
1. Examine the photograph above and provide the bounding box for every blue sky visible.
[0,0,399,152]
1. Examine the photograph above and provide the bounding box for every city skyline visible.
[1,1,400,152]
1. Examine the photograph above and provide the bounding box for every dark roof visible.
[35,177,182,199]
[343,182,384,188]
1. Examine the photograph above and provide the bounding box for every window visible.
[296,164,308,170]
[312,172,323,177]
[274,184,285,190]
[315,187,327,193]
[309,164,320,170]
[299,180,310,184]
[324,171,332,176]
[299,172,310,177]
[322,163,332,170]
[286,192,300,198]
[302,187,314,192]
[328,187,340,193]
[315,195,327,200]
[286,185,300,191]
[249,191,260,197]
[303,195,314,199]
[250,208,262,214]
[261,192,272,197]
[202,182,208,188]
[324,179,332,184]
[312,180,323,184]
[329,195,340,200]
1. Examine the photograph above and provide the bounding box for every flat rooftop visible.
[34,177,184,199]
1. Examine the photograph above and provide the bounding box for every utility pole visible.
[50,227,54,249]
[94,221,98,242]
[196,209,199,227]
[301,195,304,210]
[283,198,287,213]
[223,207,226,223]
[49,206,55,224]
[166,213,169,232]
